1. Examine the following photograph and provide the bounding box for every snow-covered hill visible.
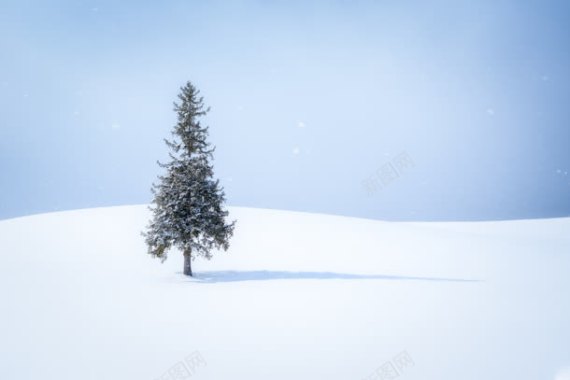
[0,205,568,380]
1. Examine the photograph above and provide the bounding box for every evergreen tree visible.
[143,81,235,276]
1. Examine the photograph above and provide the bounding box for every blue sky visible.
[1,0,569,220]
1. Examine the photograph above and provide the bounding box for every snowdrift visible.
[0,205,568,380]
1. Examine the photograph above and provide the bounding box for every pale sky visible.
[1,0,569,220]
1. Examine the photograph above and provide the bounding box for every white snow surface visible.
[0,205,569,380]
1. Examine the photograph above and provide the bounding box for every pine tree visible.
[143,81,235,276]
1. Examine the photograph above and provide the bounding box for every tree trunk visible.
[183,249,192,276]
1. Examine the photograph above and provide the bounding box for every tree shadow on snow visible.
[190,270,480,283]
